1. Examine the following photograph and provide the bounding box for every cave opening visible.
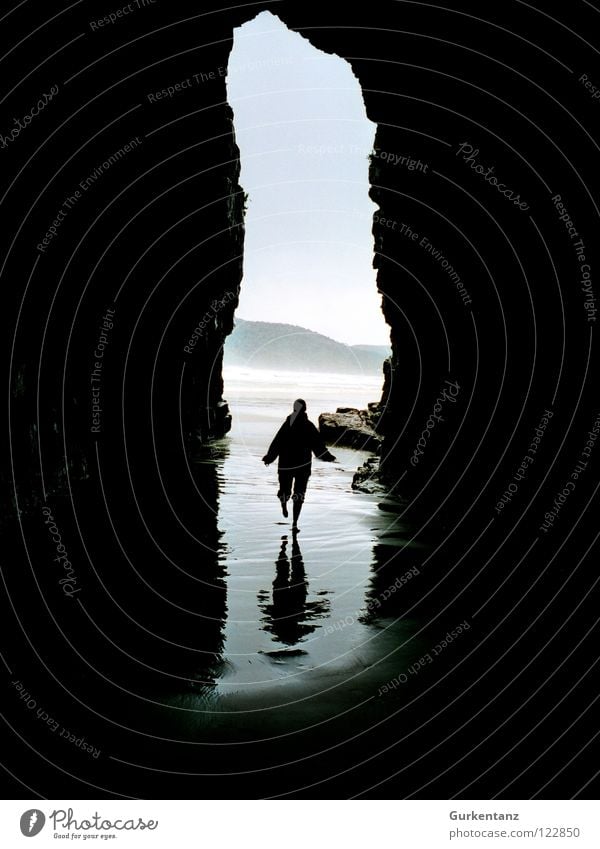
[222,10,389,458]
[201,12,395,683]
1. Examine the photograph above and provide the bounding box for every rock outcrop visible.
[319,406,383,453]
[351,456,384,494]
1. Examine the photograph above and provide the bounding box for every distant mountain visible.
[224,319,391,375]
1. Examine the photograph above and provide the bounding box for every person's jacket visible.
[263,412,336,473]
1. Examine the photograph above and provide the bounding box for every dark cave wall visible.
[228,0,569,495]
[9,14,245,505]
[9,0,577,517]
[4,1,600,801]
[7,2,459,507]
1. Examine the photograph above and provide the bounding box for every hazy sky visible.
[226,12,390,346]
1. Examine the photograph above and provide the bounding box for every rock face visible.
[319,407,383,453]
[351,456,385,494]
[11,0,555,515]
[8,4,439,509]
[319,400,392,493]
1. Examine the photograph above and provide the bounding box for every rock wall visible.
[8,0,578,522]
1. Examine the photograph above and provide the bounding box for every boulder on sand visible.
[318,407,382,453]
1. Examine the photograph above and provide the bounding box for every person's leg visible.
[291,492,303,528]
[277,471,292,518]
[292,473,310,530]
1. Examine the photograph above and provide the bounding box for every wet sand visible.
[166,368,427,733]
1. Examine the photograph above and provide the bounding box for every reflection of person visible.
[262,399,336,531]
[259,536,328,645]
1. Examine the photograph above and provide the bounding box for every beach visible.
[164,367,427,735]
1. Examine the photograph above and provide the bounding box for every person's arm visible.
[311,423,336,462]
[262,422,285,465]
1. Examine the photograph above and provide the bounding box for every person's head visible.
[289,398,307,424]
[293,399,307,414]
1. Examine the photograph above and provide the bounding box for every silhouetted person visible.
[262,399,336,531]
